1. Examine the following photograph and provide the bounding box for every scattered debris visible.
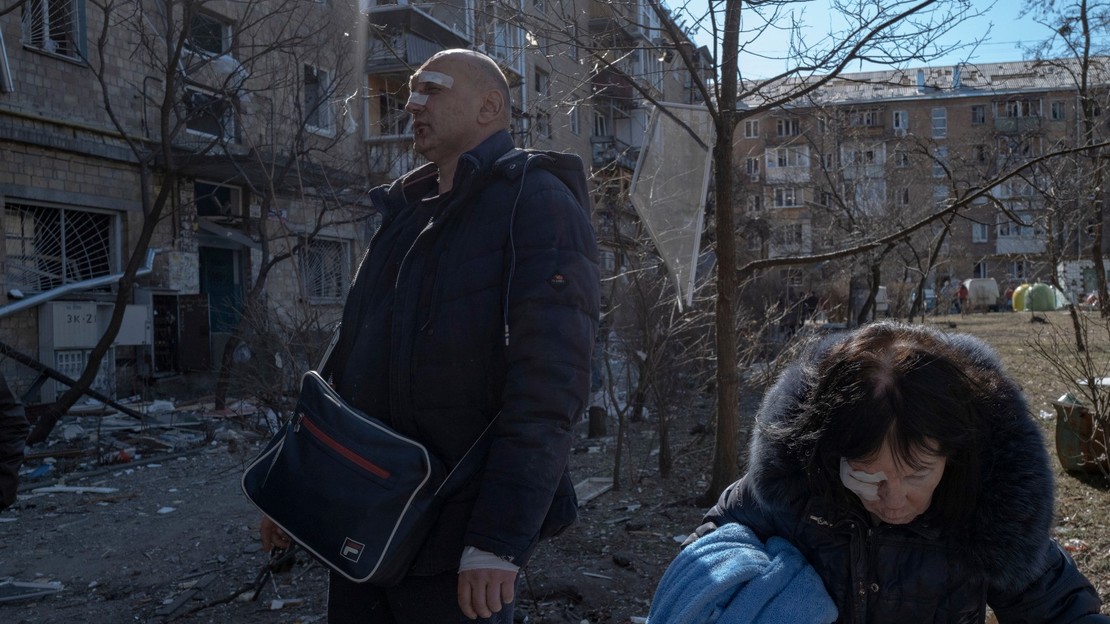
[0,579,64,603]
[574,477,613,506]
[153,571,219,618]
[31,485,119,495]
[269,597,305,610]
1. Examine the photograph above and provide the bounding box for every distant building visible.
[734,59,1110,316]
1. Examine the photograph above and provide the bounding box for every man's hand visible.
[458,568,517,620]
[260,516,291,551]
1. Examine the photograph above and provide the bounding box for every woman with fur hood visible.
[678,322,1107,622]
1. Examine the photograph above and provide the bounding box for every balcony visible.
[995,116,1042,134]
[588,0,642,41]
[364,4,471,75]
[592,67,636,102]
[592,136,640,171]
[365,134,420,181]
[996,236,1046,255]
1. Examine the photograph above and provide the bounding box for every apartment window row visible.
[997,213,1039,238]
[849,108,882,127]
[772,187,801,208]
[744,98,1070,144]
[30,4,340,138]
[772,223,805,247]
[766,146,809,168]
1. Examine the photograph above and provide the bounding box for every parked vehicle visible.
[911,288,936,313]
[962,278,1000,312]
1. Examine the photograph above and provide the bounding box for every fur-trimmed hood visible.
[745,325,1055,593]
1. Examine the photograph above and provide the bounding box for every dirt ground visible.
[1,312,1108,623]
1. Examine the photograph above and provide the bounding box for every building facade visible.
[1,0,370,401]
[735,59,1110,316]
[1,0,708,403]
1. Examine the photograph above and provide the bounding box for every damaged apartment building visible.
[0,0,710,411]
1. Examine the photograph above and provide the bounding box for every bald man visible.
[261,49,600,622]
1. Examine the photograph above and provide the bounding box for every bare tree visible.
[1024,0,1110,318]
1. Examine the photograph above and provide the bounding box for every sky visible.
[674,1,1092,79]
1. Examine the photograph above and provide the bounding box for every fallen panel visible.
[0,580,64,603]
[574,477,614,506]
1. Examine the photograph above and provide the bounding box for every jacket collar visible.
[372,130,516,218]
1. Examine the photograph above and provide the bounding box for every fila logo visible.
[340,537,365,562]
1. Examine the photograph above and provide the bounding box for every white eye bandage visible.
[406,71,455,107]
[840,457,886,502]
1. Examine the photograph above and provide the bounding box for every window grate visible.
[21,0,82,59]
[4,202,114,293]
[301,238,347,300]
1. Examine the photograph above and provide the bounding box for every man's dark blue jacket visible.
[331,130,600,575]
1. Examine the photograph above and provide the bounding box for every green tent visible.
[1025,283,1064,311]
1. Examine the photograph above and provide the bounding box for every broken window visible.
[185,86,236,140]
[4,202,115,293]
[187,12,233,56]
[304,65,334,133]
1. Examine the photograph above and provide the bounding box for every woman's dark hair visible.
[778,322,1000,526]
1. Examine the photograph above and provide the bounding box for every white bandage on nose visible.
[406,92,428,107]
[840,457,886,502]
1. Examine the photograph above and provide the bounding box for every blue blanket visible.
[647,523,838,623]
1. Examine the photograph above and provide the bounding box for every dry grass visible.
[923,311,1110,606]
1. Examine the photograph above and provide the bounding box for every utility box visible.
[40,301,99,350]
[1053,398,1108,474]
[99,304,153,346]
[38,301,152,400]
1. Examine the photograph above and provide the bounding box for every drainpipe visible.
[0,249,160,319]
[0,27,14,93]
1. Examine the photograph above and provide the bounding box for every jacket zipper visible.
[296,412,392,480]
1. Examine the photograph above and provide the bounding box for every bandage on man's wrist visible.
[458,546,520,573]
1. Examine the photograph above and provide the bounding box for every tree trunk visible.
[588,406,607,438]
[701,0,742,507]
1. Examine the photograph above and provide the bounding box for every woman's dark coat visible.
[330,130,600,575]
[697,330,1108,623]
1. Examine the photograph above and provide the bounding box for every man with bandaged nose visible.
[260,49,599,623]
[651,322,1108,623]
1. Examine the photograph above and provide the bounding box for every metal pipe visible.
[0,249,160,319]
[0,27,13,93]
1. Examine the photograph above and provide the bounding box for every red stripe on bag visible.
[300,415,392,480]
